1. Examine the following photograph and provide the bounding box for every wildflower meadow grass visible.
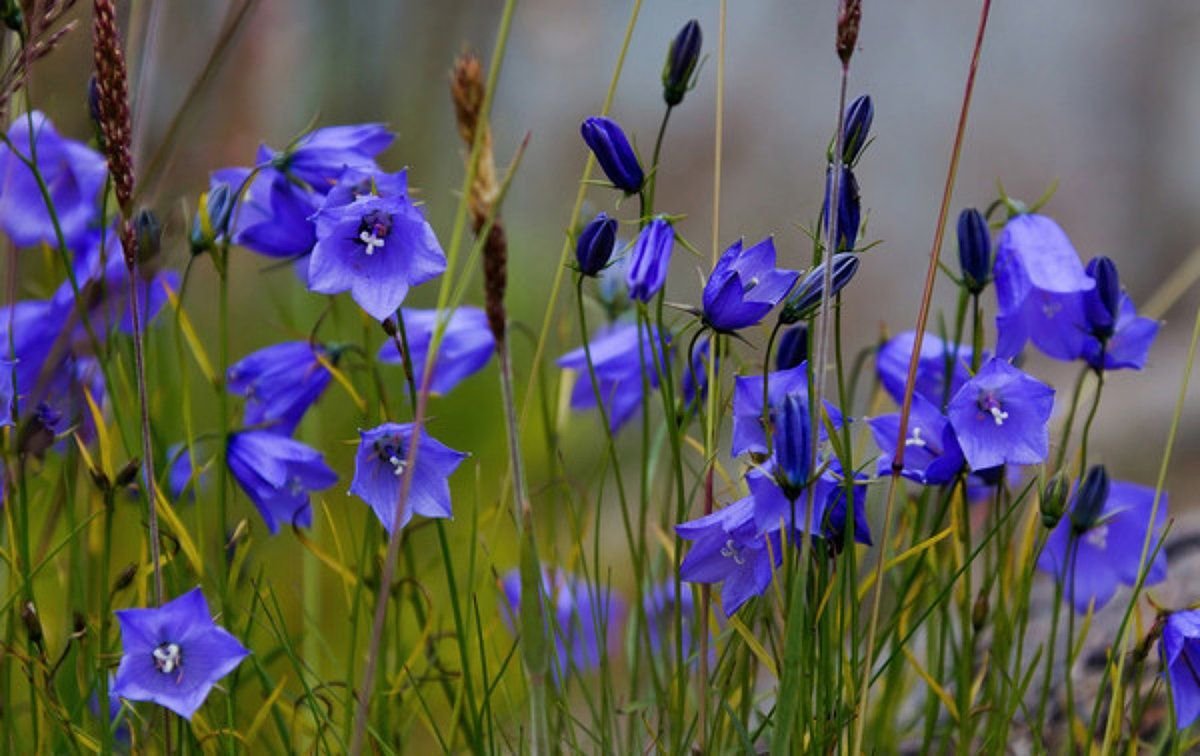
[3,1,1200,753]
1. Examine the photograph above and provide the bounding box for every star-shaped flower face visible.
[350,422,468,533]
[1162,609,1200,730]
[701,237,799,332]
[112,588,249,720]
[226,431,338,534]
[946,358,1053,471]
[1036,480,1167,613]
[676,497,782,616]
[868,393,965,486]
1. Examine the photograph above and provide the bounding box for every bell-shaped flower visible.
[557,322,669,432]
[868,392,966,485]
[575,212,618,277]
[226,431,337,533]
[662,20,702,107]
[946,358,1054,471]
[701,237,799,332]
[580,116,644,194]
[626,217,674,302]
[677,496,781,617]
[260,122,393,191]
[876,330,974,410]
[1161,609,1200,729]
[350,422,468,533]
[227,341,333,435]
[377,307,494,395]
[214,167,319,261]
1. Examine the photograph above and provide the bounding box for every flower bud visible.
[111,563,138,595]
[134,208,161,266]
[773,393,811,501]
[821,166,861,252]
[626,217,674,302]
[1084,256,1120,340]
[957,208,991,294]
[18,402,63,460]
[780,253,860,323]
[190,183,234,256]
[575,212,618,276]
[1040,471,1070,529]
[775,325,809,371]
[662,19,702,107]
[841,95,873,164]
[580,116,644,195]
[1069,465,1110,533]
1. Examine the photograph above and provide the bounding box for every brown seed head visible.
[92,0,134,216]
[836,0,862,67]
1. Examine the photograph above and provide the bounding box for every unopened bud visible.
[780,253,860,323]
[1069,465,1110,533]
[114,457,141,488]
[956,208,991,295]
[189,183,233,256]
[575,212,617,276]
[775,325,809,371]
[1040,472,1070,529]
[840,95,873,165]
[89,465,112,493]
[662,19,702,107]
[1084,256,1120,340]
[111,563,138,594]
[134,208,162,266]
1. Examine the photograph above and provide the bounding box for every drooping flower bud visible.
[775,325,809,371]
[1040,471,1070,529]
[626,217,674,302]
[1069,465,1110,533]
[779,253,861,324]
[580,116,644,195]
[134,208,161,265]
[189,183,234,256]
[575,212,618,276]
[957,208,991,294]
[662,19,702,107]
[1084,256,1121,340]
[841,95,873,164]
[773,393,811,501]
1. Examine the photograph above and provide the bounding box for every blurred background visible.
[25,0,1200,559]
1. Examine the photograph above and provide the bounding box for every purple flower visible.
[308,183,446,320]
[557,322,669,432]
[993,213,1096,359]
[580,116,644,194]
[216,167,319,261]
[946,358,1054,471]
[1162,609,1200,729]
[876,331,973,409]
[0,112,106,249]
[166,443,207,502]
[662,20,702,107]
[226,431,337,534]
[775,324,808,371]
[957,208,991,294]
[730,363,843,457]
[840,95,873,165]
[227,341,333,435]
[112,587,249,720]
[820,167,861,252]
[377,307,494,395]
[261,123,394,191]
[868,393,965,485]
[575,212,618,277]
[0,358,13,427]
[500,567,625,680]
[55,230,178,336]
[677,496,781,617]
[350,422,468,533]
[1036,477,1167,613]
[626,218,674,302]
[780,253,860,323]
[748,463,872,546]
[702,237,799,332]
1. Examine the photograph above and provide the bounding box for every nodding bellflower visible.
[780,253,860,323]
[580,116,644,194]
[0,111,107,249]
[868,392,966,486]
[701,237,799,332]
[112,587,249,720]
[677,496,781,617]
[946,357,1054,471]
[226,431,337,534]
[500,567,625,682]
[308,170,446,321]
[1162,609,1200,729]
[557,322,670,432]
[214,167,319,261]
[350,422,468,533]
[662,19,702,107]
[876,331,974,409]
[575,212,618,276]
[227,341,333,435]
[378,307,495,395]
[261,122,394,191]
[626,217,674,302]
[1036,474,1167,613]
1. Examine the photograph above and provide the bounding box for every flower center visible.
[904,427,927,448]
[1084,523,1109,550]
[720,538,746,565]
[978,394,1009,426]
[374,436,407,476]
[153,642,182,675]
[358,210,393,256]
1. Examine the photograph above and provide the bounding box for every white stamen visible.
[720,538,746,565]
[153,642,182,675]
[905,427,927,448]
[389,455,406,476]
[359,230,385,256]
[1085,524,1109,550]
[988,406,1009,426]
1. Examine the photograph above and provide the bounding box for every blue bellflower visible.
[626,217,674,302]
[643,580,704,662]
[261,122,394,191]
[1036,478,1167,613]
[730,362,843,457]
[702,237,799,332]
[775,325,809,371]
[575,212,618,276]
[350,422,468,533]
[748,463,872,546]
[112,587,249,720]
[876,331,974,409]
[957,207,992,294]
[580,116,644,194]
[662,20,702,107]
[557,322,669,432]
[1162,609,1200,729]
[226,431,337,533]
[377,307,495,395]
[308,174,446,321]
[213,167,319,261]
[0,111,107,249]
[946,358,1054,471]
[868,392,966,485]
[780,253,860,323]
[820,167,861,252]
[677,496,782,617]
[227,341,333,435]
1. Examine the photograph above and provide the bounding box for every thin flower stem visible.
[854,3,991,751]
